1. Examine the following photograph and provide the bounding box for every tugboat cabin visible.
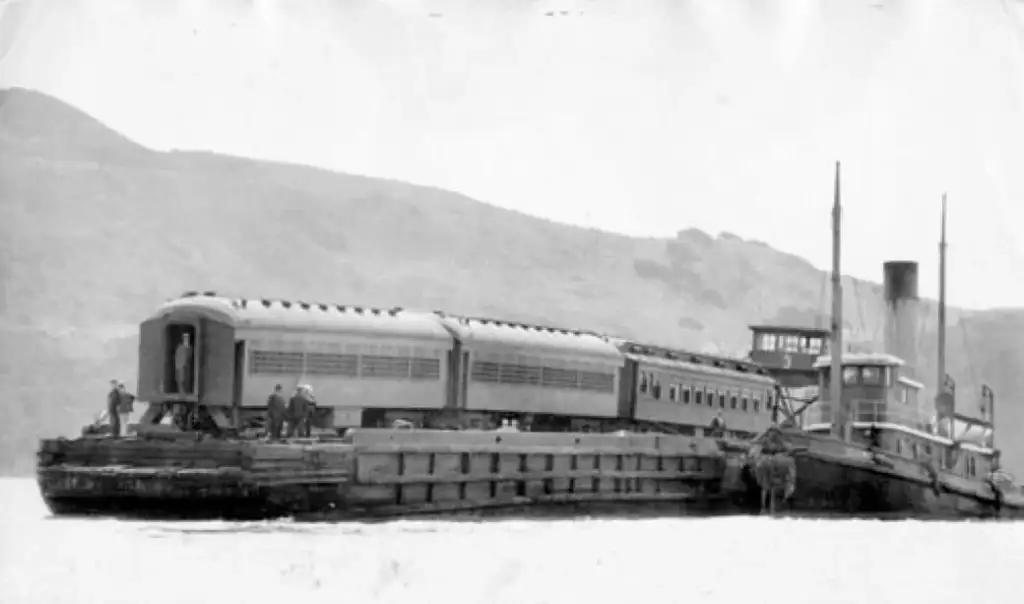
[804,352,997,479]
[748,325,828,388]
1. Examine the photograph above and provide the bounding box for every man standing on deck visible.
[708,411,727,438]
[174,333,193,394]
[303,385,317,438]
[117,382,136,436]
[107,379,122,437]
[286,385,312,438]
[266,384,287,440]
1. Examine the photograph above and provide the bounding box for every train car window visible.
[767,392,774,410]
[640,372,649,394]
[652,379,662,400]
[730,395,738,409]
[668,384,677,401]
[718,392,726,408]
[695,389,703,405]
[753,398,760,413]
[742,397,749,411]
[682,386,691,404]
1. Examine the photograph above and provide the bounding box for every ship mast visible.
[937,194,949,425]
[830,161,847,441]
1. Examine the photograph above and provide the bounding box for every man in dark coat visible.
[708,411,727,438]
[266,384,287,440]
[107,379,122,437]
[286,385,313,438]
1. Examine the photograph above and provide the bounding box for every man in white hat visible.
[286,385,314,438]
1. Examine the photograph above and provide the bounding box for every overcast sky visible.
[2,0,1022,309]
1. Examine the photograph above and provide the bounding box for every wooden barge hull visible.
[740,428,1024,520]
[37,429,749,521]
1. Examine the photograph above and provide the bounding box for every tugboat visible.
[742,164,1024,518]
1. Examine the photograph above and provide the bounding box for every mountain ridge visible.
[1,87,1021,476]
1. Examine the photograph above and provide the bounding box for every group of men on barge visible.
[264,383,317,439]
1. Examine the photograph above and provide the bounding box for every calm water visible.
[1,477,1021,603]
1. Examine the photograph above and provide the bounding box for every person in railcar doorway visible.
[174,333,194,394]
[117,382,136,436]
[107,379,122,437]
[266,384,287,440]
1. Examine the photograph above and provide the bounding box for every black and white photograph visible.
[1,1,1022,602]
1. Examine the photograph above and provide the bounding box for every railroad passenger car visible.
[132,292,782,438]
[436,316,624,427]
[136,293,454,431]
[615,342,778,438]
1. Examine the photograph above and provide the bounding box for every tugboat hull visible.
[742,428,1024,520]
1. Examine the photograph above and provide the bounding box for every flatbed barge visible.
[38,428,747,521]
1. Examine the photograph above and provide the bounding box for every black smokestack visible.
[883,261,920,378]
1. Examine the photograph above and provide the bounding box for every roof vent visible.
[261,299,271,308]
[202,291,216,297]
[335,304,346,312]
[318,303,328,311]
[281,300,292,309]
[354,306,364,314]
[299,302,311,310]
[182,291,198,298]
[240,299,248,309]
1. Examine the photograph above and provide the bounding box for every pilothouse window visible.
[862,366,883,386]
[757,333,779,351]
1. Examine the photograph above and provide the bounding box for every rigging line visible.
[959,315,979,388]
[817,268,828,330]
[852,278,867,343]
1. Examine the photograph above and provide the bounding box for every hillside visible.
[1,87,1021,476]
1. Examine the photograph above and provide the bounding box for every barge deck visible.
[38,429,747,521]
